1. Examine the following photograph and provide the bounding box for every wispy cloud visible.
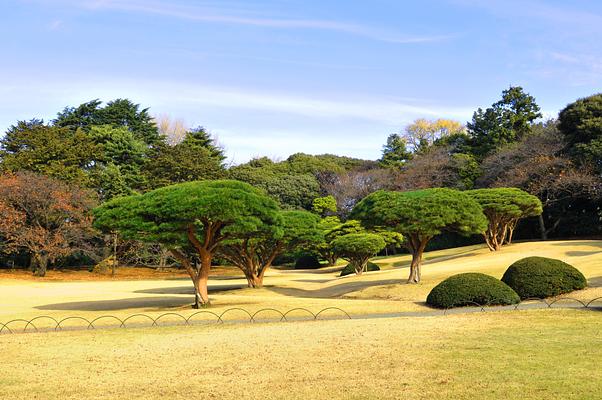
[40,0,456,44]
[451,0,602,27]
[0,75,474,162]
[150,82,474,125]
[48,19,63,30]
[547,51,602,86]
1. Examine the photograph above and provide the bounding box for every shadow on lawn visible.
[540,240,602,257]
[388,250,480,268]
[566,251,602,257]
[588,276,602,287]
[135,283,246,295]
[267,278,407,298]
[550,240,602,248]
[35,296,194,311]
[34,283,249,311]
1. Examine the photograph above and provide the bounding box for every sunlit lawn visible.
[1,309,601,399]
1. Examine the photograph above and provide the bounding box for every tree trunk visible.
[158,247,169,269]
[28,255,36,273]
[112,233,118,277]
[506,225,515,245]
[407,238,428,283]
[169,246,211,309]
[192,274,204,309]
[245,273,263,288]
[327,254,337,266]
[354,261,364,275]
[538,214,547,240]
[483,233,502,251]
[33,252,49,277]
[193,253,211,308]
[407,252,421,283]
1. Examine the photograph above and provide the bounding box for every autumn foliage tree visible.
[477,123,601,239]
[403,118,465,153]
[0,172,98,276]
[467,188,542,251]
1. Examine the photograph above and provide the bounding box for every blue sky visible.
[1,0,600,163]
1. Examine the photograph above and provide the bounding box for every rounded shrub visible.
[426,273,520,309]
[501,256,587,299]
[294,254,322,269]
[340,262,380,277]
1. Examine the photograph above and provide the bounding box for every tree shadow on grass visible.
[34,283,250,311]
[587,276,602,288]
[35,296,194,311]
[550,240,602,248]
[565,251,602,257]
[292,279,333,284]
[388,250,480,268]
[266,278,408,299]
[135,283,246,295]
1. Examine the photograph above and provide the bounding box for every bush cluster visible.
[501,256,587,299]
[426,272,520,308]
[339,261,380,277]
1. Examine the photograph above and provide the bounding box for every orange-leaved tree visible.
[0,171,98,276]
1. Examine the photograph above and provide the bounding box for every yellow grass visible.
[1,309,601,399]
[1,240,601,399]
[0,240,601,322]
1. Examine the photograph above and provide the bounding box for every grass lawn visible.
[1,309,601,399]
[1,240,601,399]
[1,240,600,322]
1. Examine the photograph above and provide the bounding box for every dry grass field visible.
[1,310,601,399]
[1,240,600,321]
[1,240,601,399]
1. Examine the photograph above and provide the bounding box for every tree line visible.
[0,88,600,289]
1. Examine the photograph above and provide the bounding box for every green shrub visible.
[339,262,380,277]
[501,256,587,299]
[426,273,520,308]
[294,254,322,269]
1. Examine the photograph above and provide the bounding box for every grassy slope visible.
[2,240,601,399]
[1,310,601,400]
[347,240,602,303]
[0,240,600,322]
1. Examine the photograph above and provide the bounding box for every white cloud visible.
[0,75,475,162]
[34,0,457,44]
[139,81,474,125]
[48,19,63,30]
[451,0,602,27]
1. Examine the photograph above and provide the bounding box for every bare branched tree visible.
[154,114,188,146]
[477,126,602,238]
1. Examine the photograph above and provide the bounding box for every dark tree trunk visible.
[538,214,548,240]
[112,233,118,276]
[327,254,337,266]
[33,252,49,277]
[158,247,169,269]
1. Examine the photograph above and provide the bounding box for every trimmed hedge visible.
[426,273,520,308]
[294,254,322,269]
[501,256,587,299]
[339,262,380,277]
